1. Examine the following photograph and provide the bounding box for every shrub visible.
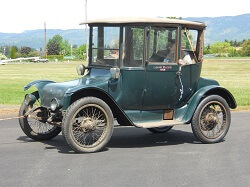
[46,55,64,61]
[0,53,7,60]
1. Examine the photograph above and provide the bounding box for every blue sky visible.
[1,0,249,33]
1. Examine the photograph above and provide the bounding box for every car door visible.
[109,26,146,110]
[143,63,201,110]
[142,26,193,110]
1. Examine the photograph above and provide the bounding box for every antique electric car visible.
[19,17,237,153]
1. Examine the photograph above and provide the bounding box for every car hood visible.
[41,70,111,107]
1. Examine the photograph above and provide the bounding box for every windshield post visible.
[89,26,93,66]
[177,26,182,63]
[196,29,204,62]
[97,26,104,60]
[118,26,123,68]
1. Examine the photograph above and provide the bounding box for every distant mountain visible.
[0,29,86,50]
[0,14,249,49]
[185,14,250,44]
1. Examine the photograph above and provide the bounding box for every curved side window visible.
[148,27,177,64]
[91,26,120,67]
[181,29,198,64]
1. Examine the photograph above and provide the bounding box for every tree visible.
[240,39,250,56]
[20,46,32,56]
[62,40,71,55]
[204,44,211,55]
[210,42,234,56]
[47,35,63,55]
[77,44,86,60]
[167,16,182,20]
[0,53,7,60]
[28,51,39,57]
[10,46,18,59]
[72,44,78,48]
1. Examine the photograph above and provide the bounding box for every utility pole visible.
[44,22,47,58]
[85,0,88,61]
[71,44,73,56]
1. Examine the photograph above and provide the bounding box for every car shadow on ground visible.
[17,126,200,154]
[108,127,200,149]
[16,135,75,154]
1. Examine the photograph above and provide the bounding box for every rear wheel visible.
[19,92,61,141]
[62,97,114,153]
[147,126,173,133]
[191,95,231,143]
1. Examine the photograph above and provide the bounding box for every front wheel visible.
[191,95,231,143]
[19,92,61,141]
[62,97,114,153]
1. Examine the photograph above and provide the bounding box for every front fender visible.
[24,80,55,97]
[63,87,134,126]
[180,85,236,123]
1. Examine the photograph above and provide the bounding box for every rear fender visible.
[180,85,237,123]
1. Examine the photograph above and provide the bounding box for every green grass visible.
[201,59,250,107]
[0,61,86,105]
[0,59,250,108]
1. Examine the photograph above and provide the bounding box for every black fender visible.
[181,85,237,123]
[66,87,133,126]
[24,80,55,99]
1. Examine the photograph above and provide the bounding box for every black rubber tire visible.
[147,126,173,133]
[191,95,231,143]
[62,97,114,153]
[19,92,61,141]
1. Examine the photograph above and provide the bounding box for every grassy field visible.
[201,59,250,108]
[0,59,249,109]
[0,61,87,106]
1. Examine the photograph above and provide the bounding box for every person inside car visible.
[178,50,193,65]
[163,42,194,65]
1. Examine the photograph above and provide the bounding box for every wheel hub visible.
[80,117,96,132]
[202,110,218,131]
[27,107,49,123]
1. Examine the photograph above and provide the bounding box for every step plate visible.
[135,120,184,128]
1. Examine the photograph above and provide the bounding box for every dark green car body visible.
[24,18,236,128]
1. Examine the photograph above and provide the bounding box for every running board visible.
[134,120,184,128]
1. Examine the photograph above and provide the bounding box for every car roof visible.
[80,17,206,29]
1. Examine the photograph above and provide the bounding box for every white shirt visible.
[183,54,192,65]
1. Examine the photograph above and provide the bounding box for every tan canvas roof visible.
[80,17,206,28]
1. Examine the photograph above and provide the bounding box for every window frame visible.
[147,26,179,65]
[89,25,121,68]
[120,26,147,68]
[88,24,203,69]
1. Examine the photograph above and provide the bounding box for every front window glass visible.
[149,27,177,63]
[91,26,120,67]
[122,27,144,67]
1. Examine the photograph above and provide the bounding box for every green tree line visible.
[1,35,249,60]
[204,39,250,57]
[0,34,87,60]
[46,34,86,60]
[0,46,39,59]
